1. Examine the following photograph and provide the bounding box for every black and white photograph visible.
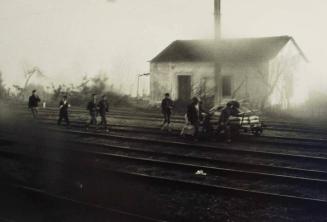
[0,0,327,221]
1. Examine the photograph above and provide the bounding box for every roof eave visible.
[290,37,309,63]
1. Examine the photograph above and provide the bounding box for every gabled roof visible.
[150,36,308,63]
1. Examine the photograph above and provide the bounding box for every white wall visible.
[269,40,308,108]
[150,60,269,107]
[223,61,269,107]
[150,61,215,102]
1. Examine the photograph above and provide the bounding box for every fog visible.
[0,0,326,100]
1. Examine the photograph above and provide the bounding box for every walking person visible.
[28,89,41,119]
[57,95,70,127]
[161,93,173,131]
[98,95,109,132]
[86,94,98,130]
[186,97,202,137]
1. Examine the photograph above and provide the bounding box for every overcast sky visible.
[0,0,326,96]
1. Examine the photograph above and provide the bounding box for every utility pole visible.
[137,75,140,98]
[214,0,222,105]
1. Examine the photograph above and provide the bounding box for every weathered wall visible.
[150,62,172,102]
[223,61,269,108]
[269,40,308,109]
[150,62,215,103]
[150,61,269,107]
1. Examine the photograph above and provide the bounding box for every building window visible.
[222,76,232,97]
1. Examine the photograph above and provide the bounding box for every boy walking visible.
[161,93,173,131]
[28,89,41,119]
[57,95,70,127]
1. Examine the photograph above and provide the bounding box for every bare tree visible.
[231,75,248,100]
[23,66,46,89]
[10,66,48,100]
[254,54,301,110]
[192,77,215,108]
[51,84,64,101]
[0,71,7,99]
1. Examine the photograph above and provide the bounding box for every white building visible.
[149,36,308,109]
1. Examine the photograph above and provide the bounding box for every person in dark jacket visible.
[186,97,202,136]
[218,101,240,143]
[161,93,174,131]
[86,94,98,130]
[57,95,70,126]
[28,89,41,119]
[98,95,109,132]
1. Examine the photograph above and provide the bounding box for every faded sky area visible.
[0,0,326,97]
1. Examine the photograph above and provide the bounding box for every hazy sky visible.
[0,0,326,96]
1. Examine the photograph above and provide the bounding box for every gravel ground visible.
[18,107,327,140]
[76,132,327,172]
[0,153,326,222]
[1,105,327,221]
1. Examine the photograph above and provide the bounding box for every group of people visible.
[28,89,240,142]
[28,90,109,132]
[160,93,206,132]
[160,94,206,134]
[86,94,109,131]
[161,93,240,142]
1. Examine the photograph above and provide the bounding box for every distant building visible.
[149,36,308,108]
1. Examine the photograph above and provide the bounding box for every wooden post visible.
[137,74,140,99]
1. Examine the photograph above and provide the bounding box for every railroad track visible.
[2,127,327,203]
[1,138,327,210]
[4,109,327,175]
[12,105,327,144]
[4,102,327,220]
[0,143,165,222]
[3,124,327,177]
[48,127,327,168]
[9,102,326,126]
[3,115,327,166]
[39,110,327,134]
[32,116,327,149]
[11,103,327,136]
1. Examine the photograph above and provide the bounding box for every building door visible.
[222,76,232,97]
[178,75,191,101]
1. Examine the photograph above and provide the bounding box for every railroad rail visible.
[2,117,327,171]
[13,109,327,148]
[2,102,327,220]
[2,125,327,179]
[10,103,327,135]
[1,128,327,203]
[36,110,327,135]
[0,103,327,207]
[4,120,327,163]
[0,146,165,222]
[1,142,327,209]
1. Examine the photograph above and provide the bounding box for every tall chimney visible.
[214,0,222,105]
[214,0,221,40]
